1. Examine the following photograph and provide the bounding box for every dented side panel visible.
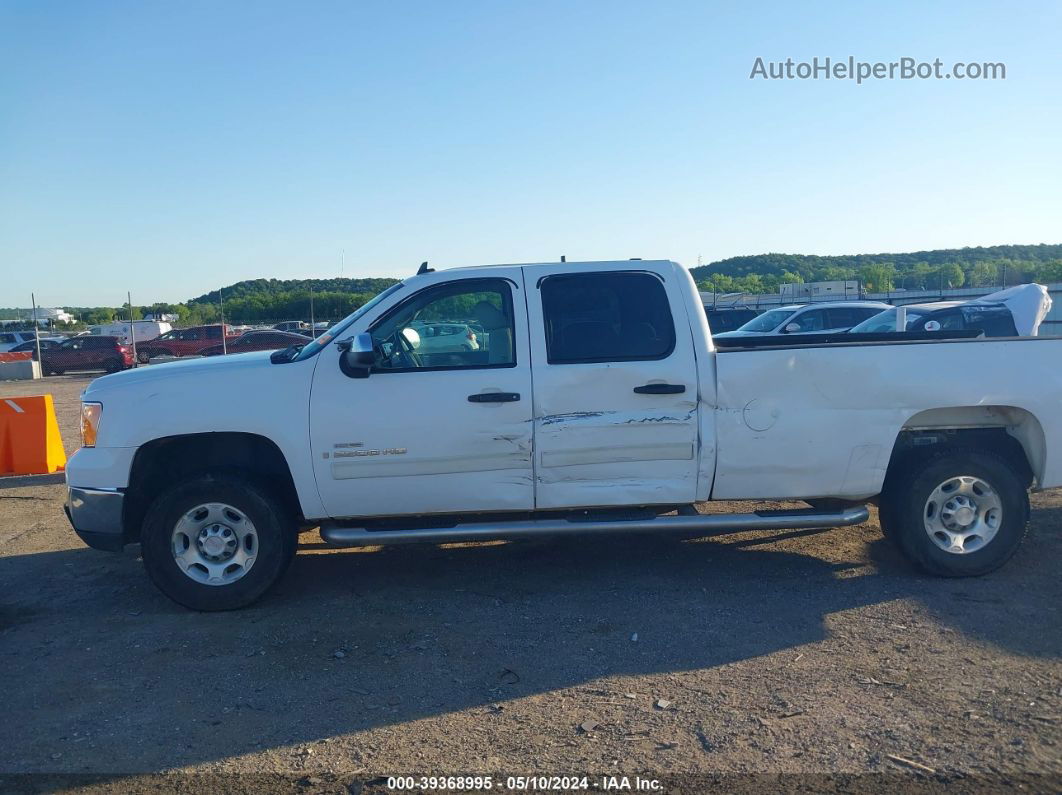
[526,261,705,509]
[712,338,1062,499]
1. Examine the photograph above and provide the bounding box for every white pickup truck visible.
[65,260,1062,610]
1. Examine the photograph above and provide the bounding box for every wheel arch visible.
[124,432,303,544]
[887,405,1045,490]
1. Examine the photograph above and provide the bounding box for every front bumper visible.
[65,487,125,551]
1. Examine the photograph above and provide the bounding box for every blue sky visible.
[2,0,1060,305]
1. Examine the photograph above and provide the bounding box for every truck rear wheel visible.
[140,473,297,610]
[881,450,1029,577]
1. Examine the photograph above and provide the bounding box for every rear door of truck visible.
[525,263,701,509]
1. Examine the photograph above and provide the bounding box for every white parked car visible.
[713,301,890,338]
[65,260,1062,610]
[849,284,1053,338]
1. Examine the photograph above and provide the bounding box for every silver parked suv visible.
[713,300,890,338]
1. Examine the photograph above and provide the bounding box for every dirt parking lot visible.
[1,374,1060,792]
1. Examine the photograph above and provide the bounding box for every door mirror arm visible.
[338,333,375,379]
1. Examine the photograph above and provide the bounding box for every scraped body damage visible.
[711,338,1061,500]
[525,262,707,510]
[532,391,699,508]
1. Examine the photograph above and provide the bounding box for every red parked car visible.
[40,336,134,375]
[198,330,309,356]
[138,324,240,361]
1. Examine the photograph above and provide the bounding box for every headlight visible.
[81,402,102,448]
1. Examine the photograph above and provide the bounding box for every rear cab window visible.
[540,272,675,363]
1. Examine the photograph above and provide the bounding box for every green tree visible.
[968,261,999,287]
[858,263,896,292]
[935,263,965,289]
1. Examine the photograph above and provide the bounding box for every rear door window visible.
[922,309,964,331]
[827,307,876,329]
[788,308,828,332]
[541,272,675,364]
[961,306,1017,337]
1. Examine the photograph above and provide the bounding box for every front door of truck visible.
[309,270,534,520]
[525,264,701,509]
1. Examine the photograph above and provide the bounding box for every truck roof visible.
[410,259,679,278]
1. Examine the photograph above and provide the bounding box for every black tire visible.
[49,367,64,376]
[137,350,150,364]
[141,473,298,611]
[880,449,1029,577]
[103,358,122,373]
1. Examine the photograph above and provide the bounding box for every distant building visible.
[780,280,861,301]
[144,313,180,322]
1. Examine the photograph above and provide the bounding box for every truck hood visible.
[83,350,277,398]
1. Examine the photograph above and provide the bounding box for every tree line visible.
[4,245,1061,328]
[690,244,1062,294]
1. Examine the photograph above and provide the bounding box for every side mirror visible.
[337,333,375,379]
[783,322,801,333]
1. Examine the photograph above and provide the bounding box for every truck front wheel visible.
[880,450,1029,577]
[140,473,297,610]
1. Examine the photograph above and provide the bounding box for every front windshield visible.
[293,282,405,361]
[736,308,795,333]
[849,307,927,333]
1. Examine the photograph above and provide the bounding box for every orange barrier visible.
[0,352,33,362]
[0,394,67,475]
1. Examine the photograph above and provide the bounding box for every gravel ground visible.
[1,374,1060,793]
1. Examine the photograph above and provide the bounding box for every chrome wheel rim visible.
[923,476,1002,555]
[171,502,258,585]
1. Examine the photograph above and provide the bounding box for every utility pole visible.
[219,288,227,355]
[31,293,42,376]
[309,285,315,330]
[340,249,345,278]
[127,291,138,365]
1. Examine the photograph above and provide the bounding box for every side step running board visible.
[319,506,870,548]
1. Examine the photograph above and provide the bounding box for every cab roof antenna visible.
[417,261,434,275]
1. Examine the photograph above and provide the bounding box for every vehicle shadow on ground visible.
[1,514,1059,773]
